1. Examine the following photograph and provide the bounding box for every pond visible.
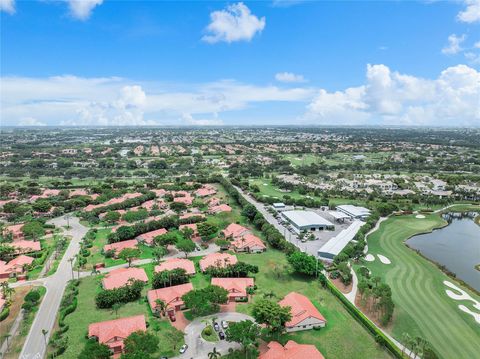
[406,213,480,291]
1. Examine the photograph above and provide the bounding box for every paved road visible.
[20,215,88,359]
[174,312,254,359]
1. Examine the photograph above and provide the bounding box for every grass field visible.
[235,250,391,359]
[361,214,480,359]
[56,276,184,359]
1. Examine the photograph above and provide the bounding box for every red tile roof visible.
[195,187,217,197]
[231,233,266,251]
[279,292,326,327]
[147,283,193,312]
[88,315,146,351]
[222,223,250,239]
[259,340,325,359]
[12,240,41,253]
[199,252,238,272]
[155,258,196,275]
[136,228,167,245]
[209,204,232,214]
[211,277,254,298]
[173,195,193,205]
[102,267,148,290]
[103,239,138,255]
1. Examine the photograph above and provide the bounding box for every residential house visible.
[155,258,196,276]
[102,267,148,290]
[259,340,325,359]
[147,283,193,316]
[88,315,147,356]
[279,292,327,332]
[199,252,238,272]
[103,239,138,258]
[231,233,266,253]
[211,277,254,302]
[221,223,250,239]
[136,228,167,246]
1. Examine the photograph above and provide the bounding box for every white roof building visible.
[281,211,334,233]
[318,220,365,260]
[336,205,370,220]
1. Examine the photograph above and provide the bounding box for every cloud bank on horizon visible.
[1,1,479,127]
[3,64,479,127]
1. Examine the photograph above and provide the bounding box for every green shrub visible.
[0,307,10,321]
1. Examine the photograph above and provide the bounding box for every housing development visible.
[1,1,480,359]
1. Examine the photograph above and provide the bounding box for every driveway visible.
[174,312,254,359]
[19,215,89,359]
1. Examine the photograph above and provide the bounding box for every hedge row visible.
[107,214,179,243]
[325,280,403,359]
[0,306,10,321]
[86,191,156,217]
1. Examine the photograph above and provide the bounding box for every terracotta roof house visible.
[195,186,217,197]
[222,223,250,239]
[88,315,147,355]
[259,340,325,359]
[211,277,254,302]
[208,197,221,207]
[103,239,138,257]
[231,233,266,253]
[3,255,35,278]
[209,204,232,214]
[136,228,167,246]
[155,258,196,275]
[12,240,41,254]
[152,189,167,197]
[199,252,238,272]
[102,267,148,290]
[180,213,205,220]
[147,283,193,316]
[179,223,200,241]
[173,195,193,205]
[3,223,24,241]
[279,292,327,332]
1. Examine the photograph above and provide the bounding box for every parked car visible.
[219,331,225,340]
[179,344,188,354]
[168,312,176,322]
[221,320,228,329]
[213,322,220,331]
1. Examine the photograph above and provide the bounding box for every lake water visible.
[406,214,480,291]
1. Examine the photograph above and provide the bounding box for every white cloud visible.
[474,41,480,48]
[442,34,466,55]
[18,117,46,126]
[67,0,103,20]
[0,76,313,126]
[275,72,307,83]
[457,0,480,23]
[0,0,15,14]
[305,64,480,127]
[202,2,265,43]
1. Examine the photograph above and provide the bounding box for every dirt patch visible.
[354,292,393,331]
[0,286,31,338]
[331,277,352,294]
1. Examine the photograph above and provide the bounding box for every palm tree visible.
[155,299,166,316]
[208,347,221,359]
[68,257,75,279]
[401,332,411,357]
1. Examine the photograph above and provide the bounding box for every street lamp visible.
[64,214,71,228]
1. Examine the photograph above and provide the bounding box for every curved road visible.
[20,215,88,359]
[175,312,254,359]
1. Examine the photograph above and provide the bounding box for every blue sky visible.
[1,0,479,127]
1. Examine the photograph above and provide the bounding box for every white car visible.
[221,320,228,329]
[179,344,188,354]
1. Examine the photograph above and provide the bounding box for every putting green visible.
[361,214,480,359]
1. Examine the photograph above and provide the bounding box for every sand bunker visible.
[377,254,391,264]
[416,214,426,219]
[444,281,480,324]
[263,183,268,186]
[364,254,375,262]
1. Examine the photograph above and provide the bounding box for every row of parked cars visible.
[177,320,229,356]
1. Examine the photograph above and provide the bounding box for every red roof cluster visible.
[102,267,148,290]
[155,258,196,275]
[199,252,238,272]
[103,239,138,255]
[259,340,325,359]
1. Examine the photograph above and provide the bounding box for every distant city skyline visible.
[1,0,479,127]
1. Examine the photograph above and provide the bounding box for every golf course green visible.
[361,214,480,359]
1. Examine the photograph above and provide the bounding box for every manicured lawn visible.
[201,325,219,342]
[361,214,480,359]
[56,276,184,359]
[235,249,391,359]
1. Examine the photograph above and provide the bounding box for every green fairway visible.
[361,214,480,359]
[236,250,391,359]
